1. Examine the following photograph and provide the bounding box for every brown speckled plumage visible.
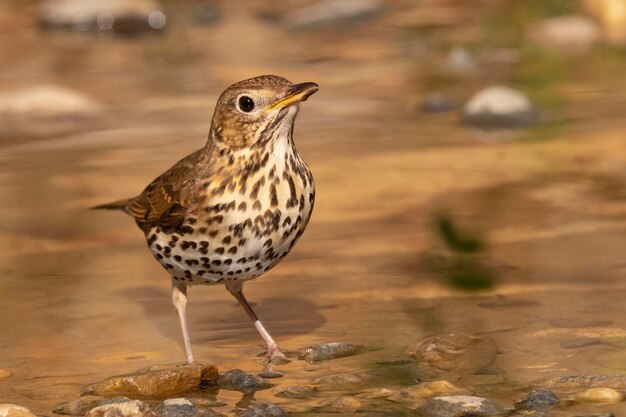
[94,75,318,366]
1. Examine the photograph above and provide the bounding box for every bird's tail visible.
[91,199,131,213]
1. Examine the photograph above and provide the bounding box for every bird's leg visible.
[172,282,195,363]
[225,281,291,365]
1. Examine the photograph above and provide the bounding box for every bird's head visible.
[209,75,318,149]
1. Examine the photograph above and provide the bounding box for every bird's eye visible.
[237,96,255,113]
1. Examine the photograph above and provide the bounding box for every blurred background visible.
[1,0,626,414]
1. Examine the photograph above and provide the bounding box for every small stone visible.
[257,372,283,379]
[82,363,218,400]
[53,395,105,415]
[543,375,626,391]
[218,369,269,394]
[575,387,624,404]
[516,388,560,411]
[299,342,365,363]
[416,396,504,417]
[408,333,498,372]
[86,400,156,417]
[0,85,103,138]
[39,0,166,35]
[420,93,458,113]
[285,0,385,30]
[235,402,287,417]
[526,15,600,55]
[462,86,538,128]
[275,386,317,399]
[0,369,13,379]
[0,404,38,417]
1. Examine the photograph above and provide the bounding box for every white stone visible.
[465,86,532,116]
[87,400,156,417]
[0,404,37,417]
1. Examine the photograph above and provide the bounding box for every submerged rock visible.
[275,386,317,399]
[575,387,624,403]
[543,375,626,391]
[462,86,538,128]
[235,402,287,417]
[312,363,426,391]
[285,0,385,30]
[53,395,105,415]
[408,333,498,372]
[0,404,38,417]
[326,396,367,413]
[82,363,218,400]
[526,15,600,55]
[39,0,166,35]
[86,399,155,417]
[515,388,560,411]
[299,342,365,363]
[0,85,103,138]
[218,369,269,394]
[386,381,469,404]
[416,395,504,417]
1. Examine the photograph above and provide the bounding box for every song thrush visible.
[93,75,318,365]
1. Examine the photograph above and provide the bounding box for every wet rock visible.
[257,371,283,379]
[0,404,38,417]
[188,399,227,409]
[516,388,560,411]
[53,395,105,415]
[0,85,103,138]
[235,402,287,417]
[218,369,269,394]
[155,398,220,417]
[86,400,155,417]
[420,93,458,113]
[386,381,469,404]
[462,86,538,128]
[542,375,626,391]
[561,338,604,349]
[299,342,365,363]
[97,397,133,406]
[39,0,166,35]
[416,396,504,417]
[285,0,385,30]
[327,396,366,413]
[275,386,317,399]
[575,388,624,403]
[526,15,600,55]
[313,363,427,391]
[583,0,626,46]
[0,369,12,379]
[408,333,498,372]
[82,363,218,400]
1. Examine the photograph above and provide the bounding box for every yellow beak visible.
[269,82,319,110]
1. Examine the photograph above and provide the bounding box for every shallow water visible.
[1,1,626,415]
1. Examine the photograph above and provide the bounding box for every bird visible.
[93,75,318,366]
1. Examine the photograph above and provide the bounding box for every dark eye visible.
[238,96,255,113]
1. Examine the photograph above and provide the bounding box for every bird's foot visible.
[260,345,292,373]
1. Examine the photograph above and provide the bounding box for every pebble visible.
[583,0,626,46]
[218,369,269,394]
[416,395,504,417]
[299,342,365,363]
[0,85,102,138]
[0,404,38,417]
[274,385,317,399]
[420,93,458,113]
[235,402,287,417]
[575,387,624,404]
[257,371,283,379]
[526,15,600,55]
[285,0,386,30]
[82,362,218,399]
[408,332,498,372]
[515,388,560,410]
[86,399,155,417]
[462,86,538,128]
[543,375,626,391]
[53,395,105,415]
[39,0,166,35]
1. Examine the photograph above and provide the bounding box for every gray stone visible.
[462,86,538,128]
[235,402,287,417]
[0,85,103,138]
[421,93,458,113]
[515,388,559,410]
[542,375,626,391]
[416,396,504,417]
[40,0,166,34]
[155,398,222,417]
[408,333,498,372]
[0,404,38,417]
[275,386,317,399]
[526,15,600,55]
[285,0,385,30]
[218,369,269,394]
[299,342,365,363]
[86,400,156,417]
[82,363,219,400]
[53,395,105,415]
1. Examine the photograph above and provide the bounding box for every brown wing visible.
[127,148,207,230]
